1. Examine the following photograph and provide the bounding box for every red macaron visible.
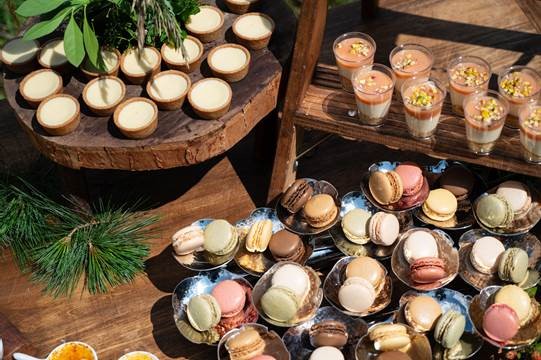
[396,177,429,209]
[483,303,520,344]
[410,257,447,284]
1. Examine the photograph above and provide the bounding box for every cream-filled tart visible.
[185,5,224,43]
[120,47,161,84]
[114,97,158,139]
[207,44,251,82]
[225,0,259,14]
[146,70,191,110]
[36,94,80,136]
[19,69,63,108]
[38,39,70,72]
[82,76,126,116]
[161,36,203,73]
[232,12,275,50]
[188,78,232,119]
[0,37,39,73]
[81,48,121,79]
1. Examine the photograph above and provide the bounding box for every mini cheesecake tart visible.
[81,48,121,79]
[38,39,70,72]
[82,76,126,116]
[185,5,224,43]
[207,44,251,82]
[0,37,39,73]
[19,69,63,108]
[36,94,80,136]
[225,0,259,14]
[188,78,232,119]
[232,12,275,50]
[146,70,191,110]
[120,47,161,85]
[161,36,203,73]
[114,97,158,139]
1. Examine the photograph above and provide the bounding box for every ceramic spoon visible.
[12,353,44,360]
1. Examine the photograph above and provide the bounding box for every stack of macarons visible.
[402,230,448,286]
[495,181,532,220]
[268,229,306,263]
[368,323,412,353]
[225,327,276,360]
[438,164,476,201]
[308,346,345,360]
[421,188,458,223]
[307,320,348,360]
[341,209,400,247]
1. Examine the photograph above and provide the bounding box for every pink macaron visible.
[369,212,400,246]
[211,280,246,318]
[395,163,424,196]
[483,303,520,344]
[250,356,277,360]
[395,177,429,209]
[410,257,447,284]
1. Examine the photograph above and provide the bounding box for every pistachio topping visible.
[348,40,370,56]
[525,108,541,128]
[405,83,439,107]
[356,72,392,93]
[473,98,504,122]
[394,53,417,70]
[451,64,489,87]
[500,72,534,98]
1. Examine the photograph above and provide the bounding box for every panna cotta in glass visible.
[185,5,224,43]
[0,37,39,73]
[81,48,121,79]
[147,70,191,110]
[36,94,80,136]
[120,47,161,84]
[519,103,541,163]
[82,76,126,116]
[333,32,376,93]
[498,66,541,128]
[390,44,433,92]
[114,97,158,139]
[463,90,509,155]
[447,56,490,115]
[232,12,275,50]
[38,39,69,71]
[188,78,232,120]
[161,36,203,73]
[352,64,395,126]
[207,44,251,82]
[19,69,63,108]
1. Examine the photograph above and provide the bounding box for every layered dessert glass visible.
[519,102,541,163]
[401,77,446,139]
[498,66,541,128]
[333,32,376,93]
[390,43,434,92]
[352,63,395,126]
[447,55,490,115]
[463,90,509,155]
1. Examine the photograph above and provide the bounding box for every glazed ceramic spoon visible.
[12,353,43,360]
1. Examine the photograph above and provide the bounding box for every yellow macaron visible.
[422,188,458,222]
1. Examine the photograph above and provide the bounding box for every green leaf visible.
[16,0,66,17]
[22,6,72,40]
[82,10,99,67]
[64,13,85,67]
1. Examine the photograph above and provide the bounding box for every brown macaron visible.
[281,179,313,213]
[439,165,475,201]
[369,171,404,205]
[269,229,305,263]
[303,194,338,228]
[309,320,349,348]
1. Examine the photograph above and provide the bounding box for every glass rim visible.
[497,65,541,99]
[352,63,396,95]
[389,43,434,74]
[401,76,447,109]
[519,102,541,133]
[446,55,491,87]
[333,32,376,63]
[463,89,510,125]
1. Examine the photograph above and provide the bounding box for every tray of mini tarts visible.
[172,269,258,345]
[188,77,233,119]
[186,5,225,43]
[80,48,121,80]
[207,44,251,83]
[146,70,191,110]
[82,76,126,116]
[0,36,40,74]
[224,0,260,15]
[391,228,459,291]
[252,261,323,327]
[19,68,63,108]
[218,323,290,360]
[113,97,158,139]
[38,38,71,73]
[119,46,161,85]
[469,285,541,349]
[458,229,541,291]
[232,12,275,50]
[283,306,368,360]
[36,94,80,136]
[160,36,204,73]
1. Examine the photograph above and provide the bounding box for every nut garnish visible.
[525,108,541,128]
[349,41,370,56]
[500,72,534,98]
[395,53,417,70]
[356,72,392,94]
[405,83,439,107]
[451,64,489,87]
[473,98,504,122]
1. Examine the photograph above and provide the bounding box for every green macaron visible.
[203,219,238,255]
[186,294,221,332]
[260,286,300,323]
[498,247,529,284]
[476,194,514,229]
[434,310,466,349]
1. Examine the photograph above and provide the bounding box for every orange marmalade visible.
[49,343,95,360]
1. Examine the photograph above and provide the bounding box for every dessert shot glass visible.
[447,55,491,116]
[333,32,376,93]
[518,102,541,164]
[352,64,396,126]
[463,90,509,155]
[389,43,434,92]
[401,77,446,139]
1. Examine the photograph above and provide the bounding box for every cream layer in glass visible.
[519,104,541,163]
[352,64,395,126]
[401,78,445,139]
[447,56,490,115]
[498,66,541,128]
[333,32,375,93]
[390,44,433,92]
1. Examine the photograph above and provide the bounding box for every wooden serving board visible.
[0,313,35,359]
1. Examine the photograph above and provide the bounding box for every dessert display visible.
[36,94,80,136]
[438,164,476,201]
[447,55,490,115]
[280,179,314,213]
[352,63,395,126]
[118,351,159,360]
[341,208,371,244]
[19,69,63,108]
[309,346,344,360]
[161,36,203,73]
[433,310,466,349]
[207,44,251,82]
[309,320,349,348]
[390,43,433,92]
[403,295,442,332]
[498,66,541,128]
[185,5,225,43]
[246,219,273,253]
[48,342,98,360]
[463,90,509,155]
[203,219,239,256]
[268,229,309,263]
[172,225,205,256]
[225,0,259,14]
[80,48,121,79]
[368,211,400,247]
[333,32,376,92]
[0,36,39,73]
[218,323,289,360]
[113,97,158,139]
[304,194,339,228]
[38,39,70,72]
[475,194,514,230]
[401,77,446,139]
[421,188,458,223]
[369,324,412,352]
[498,247,529,284]
[470,236,505,275]
[232,13,275,50]
[225,327,265,359]
[82,76,126,116]
[519,103,541,163]
[496,180,532,219]
[188,78,232,120]
[120,47,161,84]
[146,70,191,110]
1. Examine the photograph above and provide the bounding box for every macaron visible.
[246,219,273,252]
[376,351,412,360]
[410,257,447,284]
[345,256,386,294]
[271,263,310,300]
[260,285,300,322]
[395,163,424,196]
[225,327,266,360]
[309,320,349,348]
[469,236,505,274]
[268,229,305,262]
[309,346,344,360]
[172,225,204,255]
[494,284,532,325]
[402,230,439,264]
[369,212,400,246]
[482,303,520,343]
[303,194,338,228]
[395,177,429,210]
[186,294,222,331]
[498,247,529,284]
[434,310,466,349]
[476,194,514,229]
[211,280,246,318]
[422,188,458,222]
[496,180,532,219]
[338,276,376,313]
[369,323,411,352]
[341,208,371,244]
[250,356,276,360]
[203,219,238,255]
[281,179,313,213]
[404,295,442,332]
[369,170,403,205]
[439,165,475,201]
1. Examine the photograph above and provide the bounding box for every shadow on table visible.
[145,244,189,293]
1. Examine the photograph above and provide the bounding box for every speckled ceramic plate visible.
[276,178,342,235]
[173,219,240,272]
[469,285,541,349]
[391,228,459,291]
[282,306,368,360]
[396,289,483,359]
[217,323,290,360]
[323,256,392,317]
[252,261,323,327]
[172,269,257,345]
[458,229,541,291]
